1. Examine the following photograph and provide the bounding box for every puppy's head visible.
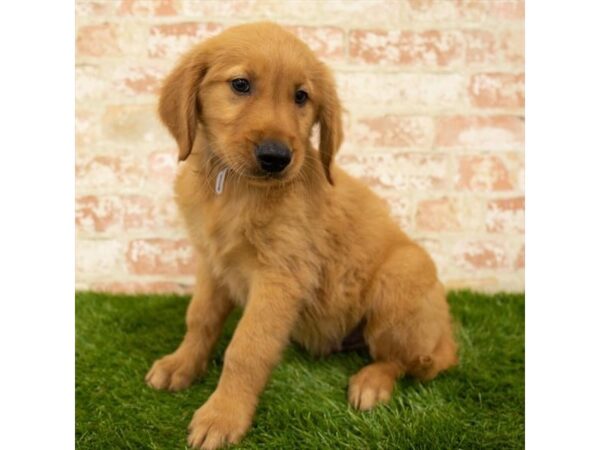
[158,22,343,185]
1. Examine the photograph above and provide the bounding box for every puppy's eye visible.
[231,78,251,94]
[294,89,308,105]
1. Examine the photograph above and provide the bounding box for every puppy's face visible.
[159,23,343,184]
[200,41,316,183]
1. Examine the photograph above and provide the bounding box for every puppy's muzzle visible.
[255,140,291,174]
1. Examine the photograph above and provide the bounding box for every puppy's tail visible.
[408,339,458,381]
[408,355,436,380]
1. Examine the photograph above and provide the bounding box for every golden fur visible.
[145,22,458,449]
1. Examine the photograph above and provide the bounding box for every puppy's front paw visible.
[145,350,204,391]
[187,392,253,450]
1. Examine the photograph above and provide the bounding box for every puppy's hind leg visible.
[348,243,458,410]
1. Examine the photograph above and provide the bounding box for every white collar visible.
[214,168,228,195]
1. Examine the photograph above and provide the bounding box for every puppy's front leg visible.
[146,259,233,391]
[187,272,301,450]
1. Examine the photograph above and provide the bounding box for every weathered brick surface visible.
[77,23,122,57]
[338,152,448,191]
[100,104,172,145]
[75,107,101,147]
[76,1,118,17]
[404,0,524,23]
[435,116,524,150]
[515,244,525,270]
[349,30,464,67]
[118,0,180,17]
[76,239,126,277]
[416,196,483,232]
[126,239,196,275]
[76,154,148,190]
[337,72,466,109]
[464,28,524,67]
[485,197,525,233]
[453,239,510,270]
[455,154,516,191]
[75,0,524,293]
[287,26,345,61]
[148,150,178,185]
[76,195,180,233]
[148,22,223,57]
[348,116,434,148]
[112,64,167,96]
[469,73,525,108]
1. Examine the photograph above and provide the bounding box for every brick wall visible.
[75,0,525,293]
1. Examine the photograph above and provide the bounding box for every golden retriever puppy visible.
[145,22,458,449]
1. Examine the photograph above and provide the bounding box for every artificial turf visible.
[76,291,524,449]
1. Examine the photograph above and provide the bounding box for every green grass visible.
[76,291,524,449]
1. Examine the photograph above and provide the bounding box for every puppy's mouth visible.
[243,167,295,185]
[223,158,297,185]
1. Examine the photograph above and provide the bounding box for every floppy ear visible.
[158,47,208,161]
[317,64,343,185]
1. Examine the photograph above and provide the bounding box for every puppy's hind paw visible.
[348,363,397,411]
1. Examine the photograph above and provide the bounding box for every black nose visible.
[255,140,291,173]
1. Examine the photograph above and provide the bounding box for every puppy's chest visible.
[193,204,258,306]
[210,225,256,306]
